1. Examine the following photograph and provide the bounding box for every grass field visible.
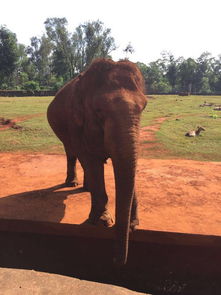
[143,95,221,161]
[0,97,63,153]
[0,95,221,161]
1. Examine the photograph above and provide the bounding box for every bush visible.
[48,76,64,91]
[149,80,172,93]
[22,81,40,92]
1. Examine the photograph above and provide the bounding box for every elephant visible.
[47,58,147,265]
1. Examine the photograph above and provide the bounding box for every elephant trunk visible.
[106,117,139,265]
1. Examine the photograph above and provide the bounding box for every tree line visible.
[1,18,221,94]
[0,18,116,92]
[138,51,221,94]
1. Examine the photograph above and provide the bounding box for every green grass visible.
[142,95,221,125]
[0,95,221,161]
[157,116,221,161]
[0,96,51,117]
[141,95,221,161]
[0,96,63,153]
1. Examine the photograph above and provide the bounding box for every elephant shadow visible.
[0,184,85,224]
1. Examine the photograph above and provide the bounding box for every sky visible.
[1,0,220,64]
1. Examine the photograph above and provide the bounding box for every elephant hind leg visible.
[65,155,78,187]
[81,157,113,227]
[64,149,79,187]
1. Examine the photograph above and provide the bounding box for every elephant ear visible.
[82,114,106,159]
[71,74,85,127]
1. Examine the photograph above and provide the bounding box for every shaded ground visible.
[1,152,221,236]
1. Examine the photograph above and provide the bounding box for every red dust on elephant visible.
[47,58,147,265]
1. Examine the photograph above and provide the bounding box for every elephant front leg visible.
[83,159,113,227]
[65,155,79,187]
[88,190,114,227]
[130,191,139,231]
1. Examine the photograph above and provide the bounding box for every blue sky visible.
[1,0,220,63]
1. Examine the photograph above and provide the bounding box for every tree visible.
[11,44,30,88]
[136,62,148,79]
[27,35,53,86]
[44,17,74,80]
[136,62,149,92]
[194,52,213,93]
[73,20,116,72]
[210,55,221,92]
[160,52,180,91]
[145,60,171,93]
[0,19,117,89]
[0,26,19,87]
[177,58,197,93]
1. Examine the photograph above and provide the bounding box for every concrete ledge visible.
[0,218,221,247]
[0,218,221,294]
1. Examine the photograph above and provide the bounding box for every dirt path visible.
[139,117,169,157]
[140,117,167,142]
[1,152,221,236]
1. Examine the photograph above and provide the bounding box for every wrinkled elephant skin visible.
[47,58,147,265]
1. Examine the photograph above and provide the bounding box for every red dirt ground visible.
[1,153,221,235]
[1,118,221,236]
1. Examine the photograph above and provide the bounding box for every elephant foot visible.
[65,181,79,187]
[99,211,114,227]
[87,210,114,227]
[65,177,79,187]
[130,218,139,232]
